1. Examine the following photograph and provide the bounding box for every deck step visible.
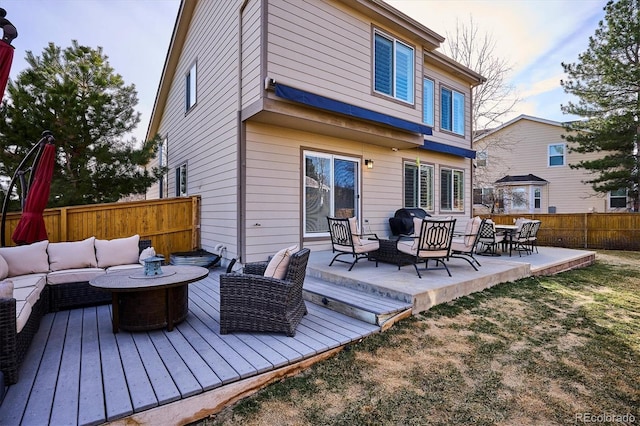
[302,276,412,326]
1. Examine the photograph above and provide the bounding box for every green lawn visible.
[201,251,640,426]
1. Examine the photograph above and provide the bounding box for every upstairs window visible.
[404,161,434,211]
[548,143,565,166]
[476,150,487,167]
[441,87,465,135]
[185,62,197,112]
[374,31,414,104]
[422,78,434,126]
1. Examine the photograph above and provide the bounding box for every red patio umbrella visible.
[12,141,56,245]
[0,7,17,103]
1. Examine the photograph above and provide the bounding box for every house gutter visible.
[236,0,250,265]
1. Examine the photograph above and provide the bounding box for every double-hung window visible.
[185,62,197,112]
[304,151,359,236]
[404,161,434,211]
[441,87,465,135]
[609,188,627,208]
[374,30,414,104]
[159,137,168,198]
[548,143,565,166]
[440,168,464,212]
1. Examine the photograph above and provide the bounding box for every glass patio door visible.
[304,151,359,236]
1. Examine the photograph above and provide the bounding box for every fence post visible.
[584,213,588,249]
[60,207,68,242]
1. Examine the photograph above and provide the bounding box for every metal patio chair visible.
[450,216,485,270]
[327,217,379,271]
[477,219,505,256]
[397,217,456,278]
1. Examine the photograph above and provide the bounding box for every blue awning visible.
[421,139,476,159]
[275,83,432,136]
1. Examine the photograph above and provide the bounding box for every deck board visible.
[0,270,381,425]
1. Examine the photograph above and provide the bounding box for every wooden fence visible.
[489,213,640,250]
[1,196,201,259]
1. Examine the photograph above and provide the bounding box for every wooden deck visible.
[0,270,383,426]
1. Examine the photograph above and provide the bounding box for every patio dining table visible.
[494,224,518,256]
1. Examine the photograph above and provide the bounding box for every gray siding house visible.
[146,0,485,264]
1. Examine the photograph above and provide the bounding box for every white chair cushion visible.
[0,279,13,298]
[13,285,42,305]
[16,300,32,333]
[264,244,298,279]
[10,274,47,291]
[46,268,106,285]
[95,235,140,268]
[0,240,49,277]
[107,264,143,272]
[348,217,361,245]
[47,237,98,271]
[0,254,9,280]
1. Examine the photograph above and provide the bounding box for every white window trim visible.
[440,86,465,136]
[440,167,464,212]
[404,161,434,211]
[303,151,361,238]
[548,143,566,167]
[373,29,415,105]
[176,163,187,197]
[185,61,197,112]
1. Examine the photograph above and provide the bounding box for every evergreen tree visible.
[0,41,164,209]
[561,0,640,210]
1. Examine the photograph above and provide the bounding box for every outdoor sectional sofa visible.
[0,234,152,387]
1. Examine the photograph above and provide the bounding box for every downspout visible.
[236,0,250,264]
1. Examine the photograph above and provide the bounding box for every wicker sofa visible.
[0,235,151,386]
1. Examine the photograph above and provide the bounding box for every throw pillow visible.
[139,247,156,265]
[0,254,8,280]
[95,234,141,268]
[0,280,13,298]
[264,244,298,279]
[47,237,98,271]
[0,240,49,277]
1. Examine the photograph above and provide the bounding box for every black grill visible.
[389,208,430,236]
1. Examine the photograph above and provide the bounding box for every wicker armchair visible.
[219,248,310,337]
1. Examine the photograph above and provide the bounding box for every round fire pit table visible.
[89,265,209,333]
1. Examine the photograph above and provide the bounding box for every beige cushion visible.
[0,254,8,280]
[264,244,298,279]
[0,279,13,298]
[47,237,98,271]
[46,268,106,285]
[463,216,482,247]
[139,247,156,264]
[13,285,41,305]
[11,274,47,291]
[106,264,143,272]
[0,240,50,277]
[16,301,32,333]
[348,217,361,245]
[95,235,140,268]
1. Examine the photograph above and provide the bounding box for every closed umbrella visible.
[0,7,17,103]
[12,141,56,245]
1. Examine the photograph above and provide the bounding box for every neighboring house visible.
[473,114,628,215]
[146,0,484,263]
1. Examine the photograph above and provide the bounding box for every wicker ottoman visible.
[370,238,414,267]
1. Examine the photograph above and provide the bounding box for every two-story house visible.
[146,0,484,263]
[473,114,628,214]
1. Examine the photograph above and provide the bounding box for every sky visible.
[1,0,607,142]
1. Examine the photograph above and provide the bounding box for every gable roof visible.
[495,174,549,185]
[146,0,484,140]
[475,114,565,142]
